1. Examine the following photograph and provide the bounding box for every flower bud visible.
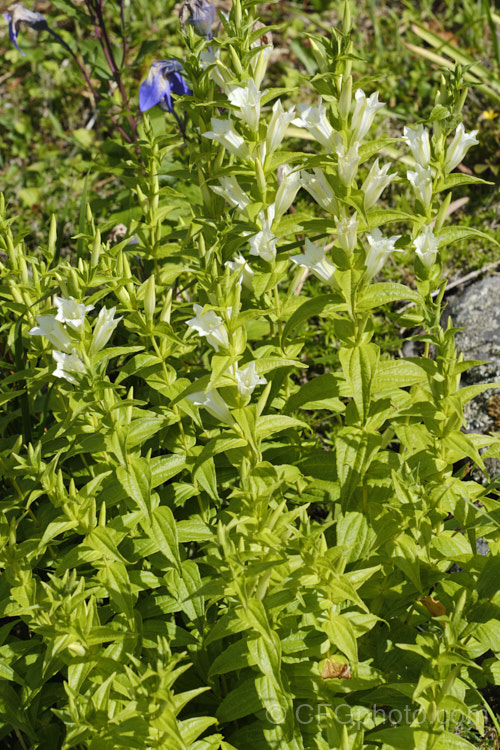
[338,75,352,122]
[143,275,156,321]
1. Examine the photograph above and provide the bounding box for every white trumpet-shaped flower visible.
[364,228,403,281]
[225,254,254,289]
[291,239,336,284]
[351,89,384,142]
[200,47,231,90]
[54,296,94,332]
[29,315,72,352]
[91,306,122,353]
[227,79,264,132]
[250,42,273,89]
[248,208,277,263]
[403,124,431,168]
[186,304,229,352]
[234,361,267,398]
[188,388,233,424]
[292,98,337,152]
[362,159,396,209]
[210,176,250,211]
[407,164,433,207]
[202,118,249,160]
[335,211,358,256]
[414,225,442,267]
[300,169,337,213]
[275,164,301,218]
[336,141,360,186]
[444,123,479,173]
[52,349,86,384]
[267,99,295,155]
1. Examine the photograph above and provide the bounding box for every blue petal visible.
[168,71,192,98]
[139,65,170,112]
[5,13,25,56]
[187,1,217,39]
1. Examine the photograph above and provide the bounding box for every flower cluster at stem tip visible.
[29,297,121,384]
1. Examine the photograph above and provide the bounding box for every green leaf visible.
[336,427,382,506]
[282,294,346,341]
[102,561,136,621]
[151,454,187,487]
[126,416,167,449]
[373,359,428,392]
[177,520,213,543]
[284,373,344,413]
[324,614,358,662]
[208,639,253,677]
[255,415,308,440]
[438,225,499,247]
[436,173,493,191]
[149,506,180,568]
[339,344,379,421]
[216,678,261,723]
[358,283,422,310]
[337,512,376,563]
[117,458,152,519]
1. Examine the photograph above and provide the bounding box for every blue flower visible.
[180,0,217,40]
[4,4,48,56]
[139,60,192,114]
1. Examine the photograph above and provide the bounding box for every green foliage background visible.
[0,1,500,749]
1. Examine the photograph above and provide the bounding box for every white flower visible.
[444,123,479,173]
[407,164,433,207]
[54,296,94,332]
[52,349,86,384]
[202,118,249,160]
[91,306,122,353]
[234,361,267,398]
[336,141,360,186]
[403,124,431,168]
[227,79,264,132]
[300,169,337,213]
[335,211,358,256]
[250,43,273,89]
[291,239,336,284]
[364,228,403,281]
[267,100,295,155]
[200,47,231,90]
[362,159,396,209]
[225,254,254,289]
[188,388,233,424]
[414,225,442,267]
[210,176,250,211]
[292,99,337,152]
[29,315,72,352]
[248,208,277,263]
[186,304,229,352]
[275,164,301,218]
[351,89,384,142]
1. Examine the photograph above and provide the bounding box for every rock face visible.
[442,275,500,478]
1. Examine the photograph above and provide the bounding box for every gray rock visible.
[442,275,500,483]
[442,275,500,383]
